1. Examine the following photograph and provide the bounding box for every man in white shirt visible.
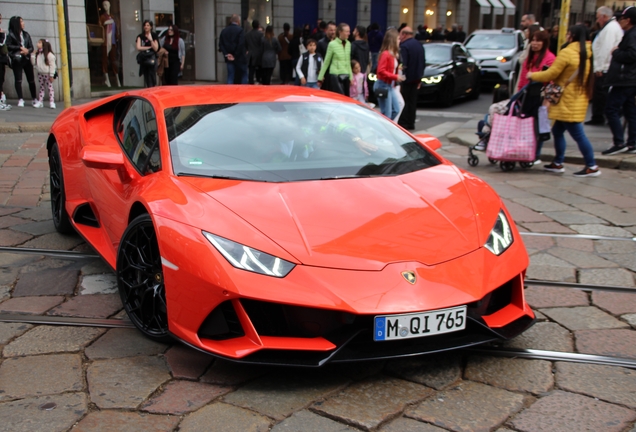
[587,6,624,125]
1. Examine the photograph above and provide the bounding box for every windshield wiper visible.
[319,174,372,180]
[175,173,247,181]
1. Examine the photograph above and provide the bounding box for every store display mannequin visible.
[100,0,120,87]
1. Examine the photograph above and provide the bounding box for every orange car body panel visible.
[50,86,534,361]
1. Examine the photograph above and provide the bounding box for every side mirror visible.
[414,133,442,151]
[81,145,125,169]
[81,145,132,182]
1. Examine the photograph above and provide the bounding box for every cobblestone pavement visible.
[0,133,635,431]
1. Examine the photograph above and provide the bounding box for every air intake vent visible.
[73,203,100,227]
[198,301,244,340]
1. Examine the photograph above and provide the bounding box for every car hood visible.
[424,63,452,76]
[181,164,485,271]
[467,48,516,61]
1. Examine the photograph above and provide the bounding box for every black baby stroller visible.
[468,82,548,171]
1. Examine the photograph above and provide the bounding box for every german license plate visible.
[374,306,466,341]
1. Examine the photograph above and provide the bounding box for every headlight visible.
[203,232,295,277]
[484,210,514,255]
[368,73,377,81]
[421,75,443,84]
[495,56,512,63]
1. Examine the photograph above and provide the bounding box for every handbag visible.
[541,70,578,105]
[374,88,388,99]
[486,101,536,162]
[542,83,563,104]
[136,49,156,66]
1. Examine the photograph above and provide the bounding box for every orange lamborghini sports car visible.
[48,86,534,366]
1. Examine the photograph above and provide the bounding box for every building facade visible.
[2,0,632,101]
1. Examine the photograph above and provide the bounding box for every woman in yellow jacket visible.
[528,25,600,177]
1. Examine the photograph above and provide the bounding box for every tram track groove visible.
[1,313,634,369]
[466,347,636,370]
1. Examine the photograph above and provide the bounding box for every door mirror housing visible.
[414,133,442,151]
[81,145,132,182]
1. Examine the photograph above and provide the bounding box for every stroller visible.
[468,82,548,171]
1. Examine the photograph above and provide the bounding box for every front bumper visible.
[155,215,533,366]
[477,61,512,83]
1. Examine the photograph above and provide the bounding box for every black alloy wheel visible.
[49,142,74,234]
[117,214,171,342]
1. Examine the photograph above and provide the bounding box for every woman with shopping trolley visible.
[527,25,600,177]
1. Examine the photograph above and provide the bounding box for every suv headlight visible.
[495,56,513,63]
[203,232,295,277]
[421,75,443,84]
[484,210,514,255]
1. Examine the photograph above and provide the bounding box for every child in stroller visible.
[468,81,548,170]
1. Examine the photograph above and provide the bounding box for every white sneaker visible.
[17,99,24,107]
[33,100,44,108]
[50,102,56,109]
[0,103,11,111]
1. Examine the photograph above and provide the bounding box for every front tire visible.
[49,141,74,234]
[117,214,171,343]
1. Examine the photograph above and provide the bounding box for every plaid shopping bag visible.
[486,102,536,162]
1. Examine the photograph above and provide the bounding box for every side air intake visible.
[73,203,100,227]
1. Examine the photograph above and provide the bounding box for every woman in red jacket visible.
[373,29,405,120]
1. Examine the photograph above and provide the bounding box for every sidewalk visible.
[3,87,636,171]
[446,118,636,171]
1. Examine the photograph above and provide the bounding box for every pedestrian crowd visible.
[0,7,634,180]
[477,8,636,178]
[216,14,426,131]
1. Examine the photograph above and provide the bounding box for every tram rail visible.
[0,240,634,369]
[0,313,633,369]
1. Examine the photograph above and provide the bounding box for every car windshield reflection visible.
[424,45,451,64]
[165,102,440,182]
[465,34,515,50]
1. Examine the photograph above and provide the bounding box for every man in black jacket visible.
[602,7,636,155]
[398,27,425,130]
[219,14,247,84]
[245,19,262,84]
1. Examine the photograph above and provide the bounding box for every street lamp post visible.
[56,0,71,108]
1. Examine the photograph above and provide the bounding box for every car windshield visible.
[424,45,451,64]
[165,102,440,182]
[465,34,515,50]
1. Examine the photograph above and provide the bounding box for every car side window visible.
[118,99,161,174]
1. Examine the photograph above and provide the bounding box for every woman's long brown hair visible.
[379,28,399,57]
[39,39,54,66]
[568,24,594,99]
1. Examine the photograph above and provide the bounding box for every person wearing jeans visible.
[374,29,405,120]
[528,25,600,177]
[601,7,636,155]
[551,121,597,167]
